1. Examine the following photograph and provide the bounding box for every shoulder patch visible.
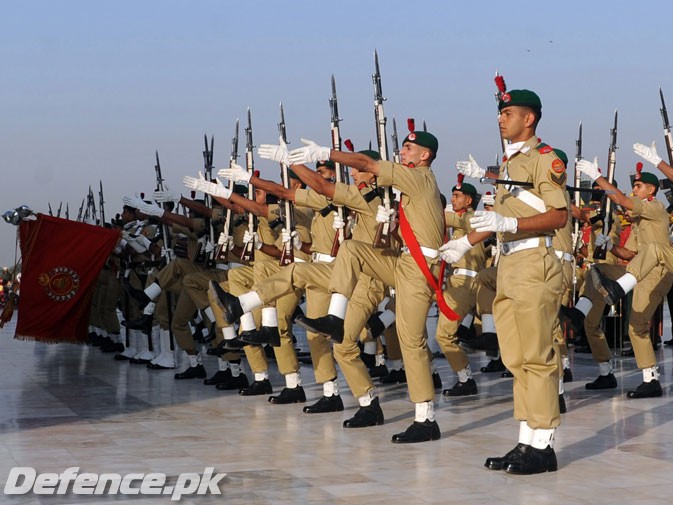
[548,170,567,188]
[551,158,566,174]
[537,144,553,154]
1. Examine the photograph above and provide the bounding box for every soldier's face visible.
[451,191,472,212]
[317,167,336,182]
[499,106,532,142]
[400,142,430,167]
[632,181,655,200]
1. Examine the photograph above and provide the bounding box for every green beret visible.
[316,160,336,170]
[636,171,659,190]
[402,131,439,156]
[358,149,381,161]
[452,182,477,199]
[552,148,568,166]
[498,89,542,113]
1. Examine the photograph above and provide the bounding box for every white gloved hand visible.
[470,210,518,233]
[204,240,215,255]
[152,185,179,205]
[217,232,235,251]
[287,138,331,165]
[162,247,174,262]
[456,155,485,179]
[577,157,601,182]
[438,235,473,264]
[281,228,302,250]
[243,230,263,250]
[258,136,290,164]
[594,232,613,251]
[482,193,495,206]
[633,141,663,167]
[217,162,251,184]
[444,203,454,213]
[183,172,232,199]
[332,211,345,230]
[122,194,165,218]
[375,204,395,224]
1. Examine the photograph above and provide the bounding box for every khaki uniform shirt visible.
[295,188,336,255]
[627,196,670,250]
[445,208,486,271]
[332,183,380,243]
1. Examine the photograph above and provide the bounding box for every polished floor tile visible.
[1,312,672,504]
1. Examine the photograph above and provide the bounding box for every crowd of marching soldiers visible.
[85,88,673,475]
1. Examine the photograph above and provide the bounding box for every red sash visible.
[398,204,459,321]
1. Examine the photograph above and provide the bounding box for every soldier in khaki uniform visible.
[451,90,567,474]
[437,180,486,396]
[281,131,446,444]
[576,158,673,398]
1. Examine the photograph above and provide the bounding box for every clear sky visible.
[2,0,673,266]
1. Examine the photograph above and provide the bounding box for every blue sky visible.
[2,0,673,266]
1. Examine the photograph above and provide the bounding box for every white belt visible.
[400,246,439,259]
[555,250,574,263]
[452,268,478,277]
[294,257,307,263]
[216,261,243,270]
[311,252,335,263]
[500,236,552,256]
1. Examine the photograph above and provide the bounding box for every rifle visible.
[215,120,239,263]
[593,110,618,260]
[479,175,607,197]
[372,50,392,248]
[153,150,175,350]
[660,87,673,165]
[240,109,257,263]
[391,118,401,164]
[57,202,62,218]
[99,180,106,227]
[201,133,216,266]
[329,75,347,257]
[278,103,296,266]
[48,203,53,216]
[76,198,85,222]
[572,122,583,252]
[65,203,69,220]
[494,71,509,153]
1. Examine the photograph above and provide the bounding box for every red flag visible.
[15,214,121,344]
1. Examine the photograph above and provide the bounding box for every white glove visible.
[633,141,663,167]
[217,162,251,184]
[456,155,485,179]
[287,138,331,166]
[594,233,613,251]
[162,247,174,262]
[217,232,235,251]
[258,136,290,164]
[482,193,495,206]
[444,203,454,213]
[152,185,179,205]
[375,204,395,224]
[332,211,345,230]
[577,157,601,182]
[243,230,263,250]
[183,171,232,199]
[470,210,518,233]
[438,235,473,264]
[281,228,302,250]
[123,195,165,218]
[126,235,149,254]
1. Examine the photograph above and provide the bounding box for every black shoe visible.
[303,395,344,414]
[239,379,273,396]
[442,378,478,397]
[147,362,174,370]
[206,346,224,357]
[590,267,626,306]
[563,368,573,383]
[664,338,673,347]
[461,331,498,351]
[215,337,246,353]
[481,358,505,373]
[501,370,513,378]
[559,394,567,414]
[368,364,389,379]
[485,443,528,470]
[559,305,585,335]
[295,314,344,343]
[129,357,151,364]
[268,386,306,404]
[194,323,216,344]
[627,380,663,399]
[621,346,635,357]
[366,312,386,339]
[122,314,153,332]
[215,374,250,391]
[101,342,125,353]
[585,373,617,390]
[123,277,152,309]
[432,372,443,390]
[343,397,384,428]
[174,364,207,380]
[505,446,558,475]
[208,281,243,325]
[456,324,474,341]
[114,353,131,361]
[203,369,233,386]
[391,420,441,444]
[239,326,281,347]
[361,352,376,369]
[380,369,406,384]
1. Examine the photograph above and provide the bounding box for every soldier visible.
[452,89,567,474]
[576,157,673,398]
[277,131,445,444]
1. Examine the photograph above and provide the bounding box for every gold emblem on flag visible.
[38,267,80,302]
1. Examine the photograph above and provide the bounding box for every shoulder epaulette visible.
[536,142,553,154]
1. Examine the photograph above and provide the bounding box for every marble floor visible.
[1,311,673,505]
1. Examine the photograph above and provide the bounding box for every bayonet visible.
[660,87,673,165]
[593,110,618,260]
